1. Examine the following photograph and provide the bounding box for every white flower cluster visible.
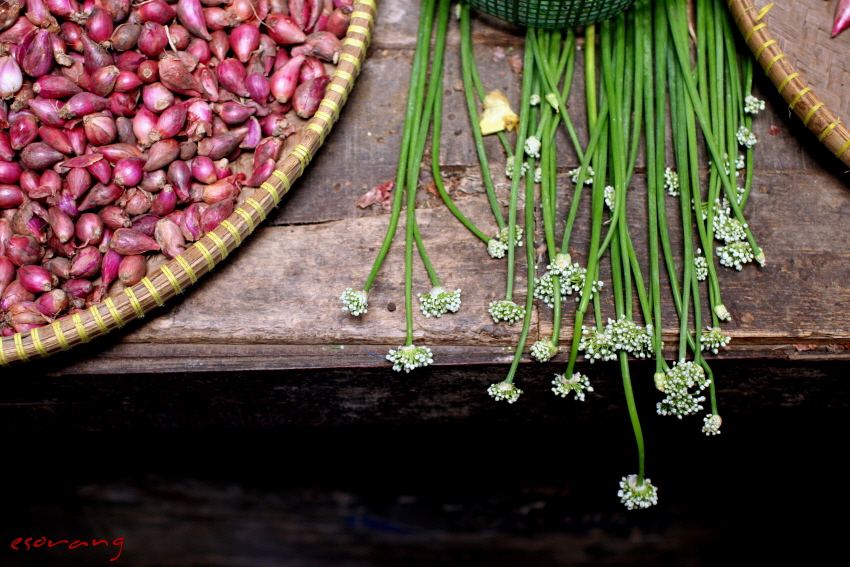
[714,304,731,321]
[340,288,368,316]
[533,260,594,308]
[607,317,654,359]
[702,413,722,436]
[525,136,541,158]
[604,185,616,210]
[487,380,523,404]
[578,326,616,362]
[716,240,755,270]
[386,344,434,373]
[534,167,542,183]
[701,326,731,354]
[506,155,529,179]
[488,238,508,258]
[551,372,593,401]
[530,339,558,362]
[579,317,653,363]
[488,300,525,324]
[418,286,461,318]
[736,153,745,172]
[656,359,711,419]
[498,225,523,247]
[737,125,757,148]
[618,475,658,510]
[744,95,765,114]
[694,250,708,281]
[664,167,680,196]
[529,94,541,106]
[712,199,747,243]
[568,165,594,185]
[736,184,746,204]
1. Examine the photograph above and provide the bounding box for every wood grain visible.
[2,0,850,378]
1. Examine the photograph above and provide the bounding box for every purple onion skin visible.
[217,101,255,125]
[200,198,234,233]
[142,82,175,113]
[69,245,102,279]
[81,31,115,75]
[47,206,75,243]
[59,92,110,119]
[110,228,160,255]
[145,139,181,172]
[246,157,275,187]
[21,143,65,171]
[100,205,132,230]
[167,160,192,202]
[122,188,153,216]
[1,282,37,313]
[0,161,22,184]
[10,113,39,151]
[18,264,54,294]
[230,23,260,63]
[100,248,122,290]
[33,75,82,99]
[79,182,123,211]
[28,98,68,127]
[186,38,211,65]
[0,184,23,209]
[42,257,72,280]
[246,73,270,104]
[39,125,75,155]
[22,30,56,78]
[155,218,186,259]
[89,65,121,98]
[190,156,216,184]
[216,58,249,98]
[62,278,93,299]
[131,214,160,237]
[113,156,146,187]
[209,30,229,61]
[139,169,167,193]
[177,0,212,41]
[138,22,169,59]
[75,212,105,245]
[6,235,42,267]
[118,254,146,286]
[149,185,177,216]
[36,288,70,317]
[197,127,248,160]
[293,74,330,119]
[56,188,81,219]
[239,116,261,149]
[138,0,177,25]
[0,255,15,292]
[115,50,146,72]
[111,23,142,52]
[179,202,204,241]
[66,167,92,199]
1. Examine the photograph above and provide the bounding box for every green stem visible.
[362,0,435,292]
[460,3,506,229]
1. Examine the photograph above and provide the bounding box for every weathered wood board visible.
[4,0,850,380]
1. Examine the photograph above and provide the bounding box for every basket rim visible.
[729,0,850,166]
[0,0,378,367]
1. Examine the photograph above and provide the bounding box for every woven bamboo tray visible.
[0,2,378,366]
[729,0,850,166]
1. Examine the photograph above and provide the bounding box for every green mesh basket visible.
[469,0,637,28]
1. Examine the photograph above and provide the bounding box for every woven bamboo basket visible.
[469,0,636,28]
[729,0,850,167]
[0,1,378,366]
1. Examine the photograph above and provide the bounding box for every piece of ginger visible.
[479,90,519,135]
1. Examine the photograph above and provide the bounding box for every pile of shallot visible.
[0,0,353,336]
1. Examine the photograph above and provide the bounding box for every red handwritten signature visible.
[11,537,124,561]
